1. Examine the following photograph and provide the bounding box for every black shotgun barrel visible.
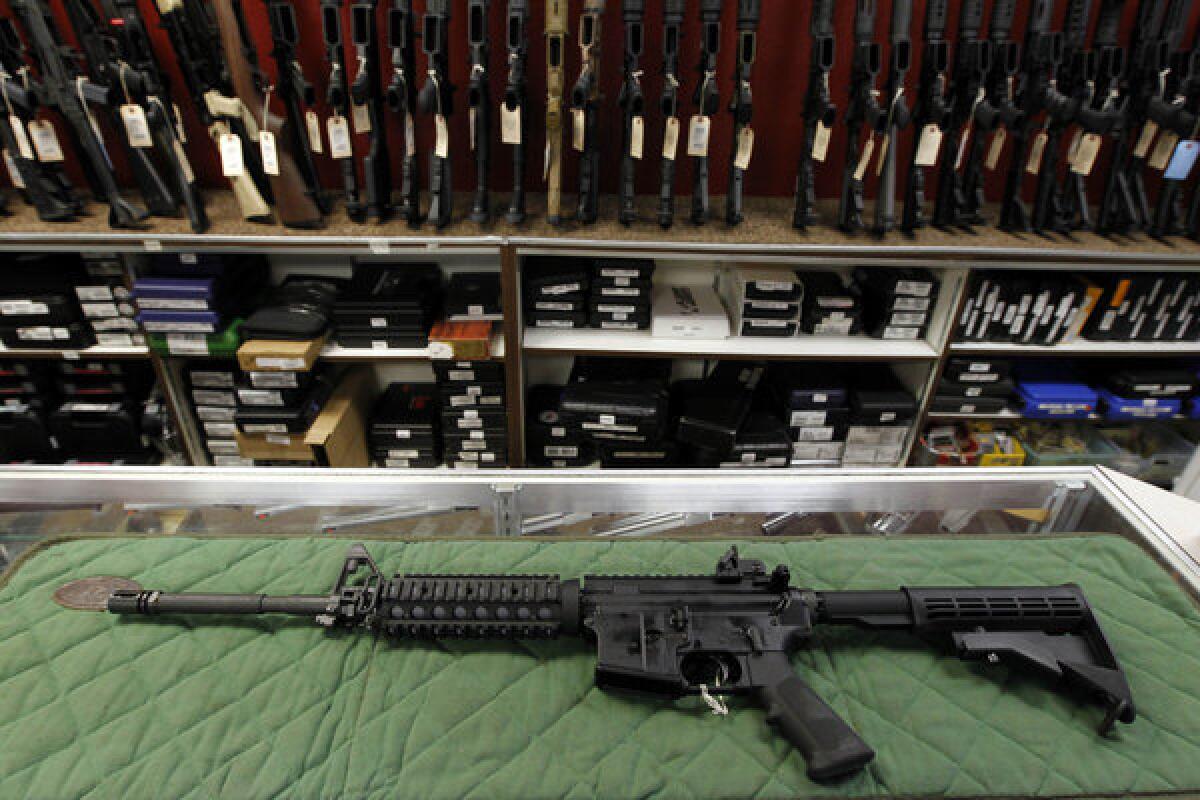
[108,590,332,616]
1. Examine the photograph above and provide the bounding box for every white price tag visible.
[368,238,390,255]
[27,120,64,162]
[853,136,875,182]
[630,115,645,160]
[8,115,32,160]
[914,123,943,167]
[1070,133,1102,176]
[352,102,371,133]
[327,115,352,159]
[259,130,279,176]
[572,108,586,151]
[435,114,449,158]
[734,126,754,170]
[501,103,521,144]
[1149,131,1179,171]
[427,341,454,360]
[3,149,25,189]
[306,110,322,153]
[1025,131,1048,175]
[662,117,680,160]
[812,120,832,163]
[219,132,244,177]
[686,114,711,157]
[985,128,1006,170]
[120,104,153,148]
[1134,121,1159,159]
[167,335,209,355]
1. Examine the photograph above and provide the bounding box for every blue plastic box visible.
[1098,389,1182,421]
[1017,381,1098,419]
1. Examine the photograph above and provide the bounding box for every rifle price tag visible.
[435,114,449,158]
[3,149,25,189]
[1165,139,1200,181]
[27,120,64,163]
[501,104,521,145]
[1070,133,1102,176]
[630,115,645,160]
[218,132,244,177]
[914,124,943,167]
[1134,121,1159,159]
[259,131,280,176]
[8,115,32,161]
[984,129,1006,171]
[405,112,416,157]
[352,102,371,134]
[734,126,754,170]
[1025,131,1048,175]
[686,115,711,157]
[572,108,586,152]
[853,136,875,182]
[662,117,680,160]
[812,120,832,163]
[1149,131,1180,171]
[120,104,153,149]
[306,111,323,154]
[327,115,352,159]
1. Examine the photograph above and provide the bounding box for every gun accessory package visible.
[108,545,1137,783]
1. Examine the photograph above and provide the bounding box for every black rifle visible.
[110,545,1138,782]
[657,0,685,229]
[419,0,454,229]
[997,0,1063,233]
[571,0,605,225]
[0,18,82,221]
[385,0,420,224]
[1146,0,1196,238]
[899,0,948,233]
[689,0,721,225]
[545,0,567,225]
[725,0,760,227]
[502,0,529,224]
[10,0,146,227]
[152,0,272,223]
[838,0,885,233]
[467,0,491,223]
[351,0,391,221]
[617,0,645,226]
[321,0,364,221]
[792,0,836,230]
[872,0,912,236]
[264,0,331,219]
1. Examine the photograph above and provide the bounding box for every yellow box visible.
[236,334,328,372]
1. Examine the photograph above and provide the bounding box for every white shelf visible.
[522,329,938,360]
[951,340,1200,356]
[0,345,150,359]
[321,332,505,362]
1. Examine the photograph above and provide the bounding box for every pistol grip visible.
[756,671,874,782]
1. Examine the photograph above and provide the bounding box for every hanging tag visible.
[874,133,890,177]
[853,136,875,181]
[686,115,711,157]
[327,115,352,159]
[1134,121,1159,159]
[219,132,244,177]
[734,126,754,170]
[501,103,521,145]
[914,123,943,167]
[1025,131,1048,175]
[662,117,680,160]
[812,120,832,163]
[120,104,153,148]
[1070,133,1103,176]
[984,128,1006,170]
[172,103,187,142]
[630,115,645,160]
[469,107,477,150]
[1149,131,1180,171]
[172,139,195,183]
[351,102,371,134]
[1165,139,1200,181]
[259,130,279,176]
[27,120,64,162]
[3,148,25,189]
[8,115,32,160]
[572,108,586,151]
[306,110,323,153]
[404,112,416,157]
[435,113,449,158]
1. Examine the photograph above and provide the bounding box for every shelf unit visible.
[521,329,939,360]
[0,345,150,359]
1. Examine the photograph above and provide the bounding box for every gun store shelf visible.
[522,328,938,360]
[950,341,1200,357]
[0,345,150,360]
[321,332,505,362]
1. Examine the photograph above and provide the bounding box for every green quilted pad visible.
[3,535,1200,799]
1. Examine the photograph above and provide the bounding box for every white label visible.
[306,110,323,153]
[328,115,352,159]
[1070,133,1102,175]
[1025,131,1048,175]
[238,389,284,406]
[352,102,371,133]
[219,132,244,177]
[368,238,390,255]
[3,149,25,188]
[259,131,279,176]
[812,120,832,163]
[894,280,932,297]
[167,335,210,355]
[0,300,49,316]
[369,317,388,328]
[893,296,930,311]
[572,108,586,151]
[686,115,711,157]
[599,414,616,425]
[790,410,828,427]
[394,429,412,439]
[204,422,237,437]
[371,340,389,350]
[244,423,289,434]
[734,126,754,170]
[427,341,454,360]
[985,129,1006,170]
[137,298,208,311]
[28,120,64,162]
[250,372,299,389]
[880,411,897,422]
[468,304,485,316]
[1134,121,1159,159]
[663,116,680,160]
[265,434,292,446]
[882,326,920,339]
[448,370,474,381]
[812,393,828,404]
[630,115,645,160]
[255,357,305,370]
[501,103,522,144]
[435,114,449,158]
[457,417,483,429]
[914,124,943,167]
[120,104,153,148]
[81,302,119,318]
[794,426,835,442]
[853,137,875,181]
[8,115,33,160]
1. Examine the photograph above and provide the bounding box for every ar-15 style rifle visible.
[617,0,645,226]
[899,0,949,233]
[9,0,146,227]
[351,0,391,221]
[211,0,323,228]
[657,0,686,229]
[109,544,1138,782]
[792,0,836,230]
[0,17,82,221]
[838,0,885,233]
[419,0,454,229]
[1145,0,1196,238]
[689,0,721,225]
[152,0,271,223]
[321,0,364,221]
[872,0,912,236]
[385,0,420,224]
[997,0,1063,233]
[502,0,529,224]
[467,0,491,223]
[725,0,760,227]
[571,0,605,225]
[545,0,567,225]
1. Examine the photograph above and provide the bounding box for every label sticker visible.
[662,116,680,160]
[812,120,832,162]
[1165,140,1200,181]
[3,149,25,188]
[734,126,754,170]
[259,130,279,176]
[1134,120,1159,159]
[1025,131,1048,175]
[435,114,449,158]
[327,115,352,159]
[172,103,187,142]
[853,136,875,181]
[27,120,64,162]
[306,110,323,153]
[8,115,32,160]
[686,115,711,157]
[572,108,586,151]
[501,103,521,144]
[352,102,371,133]
[985,128,1006,170]
[120,104,153,148]
[914,123,943,167]
[1149,131,1179,171]
[630,115,644,160]
[1070,132,1102,176]
[219,132,244,177]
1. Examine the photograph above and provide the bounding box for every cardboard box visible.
[237,334,327,372]
[429,320,494,360]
